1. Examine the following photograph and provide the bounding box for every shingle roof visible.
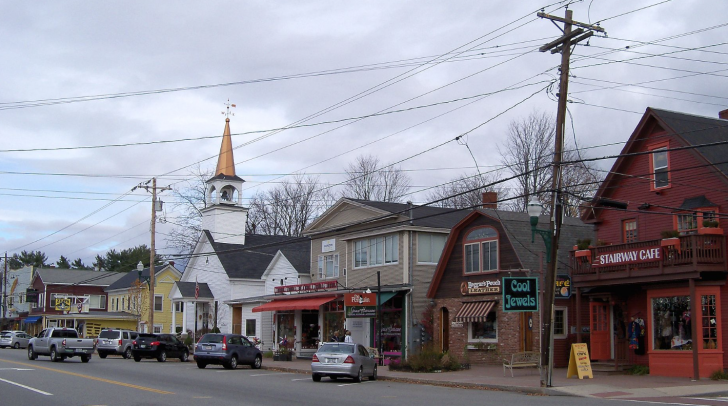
[347,199,471,229]
[174,281,214,299]
[651,108,728,178]
[36,268,126,286]
[105,265,176,292]
[678,195,718,211]
[205,231,311,279]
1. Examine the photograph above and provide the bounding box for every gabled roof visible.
[172,281,214,299]
[427,208,594,298]
[584,108,728,221]
[35,268,125,287]
[304,197,471,234]
[204,230,311,279]
[105,264,180,292]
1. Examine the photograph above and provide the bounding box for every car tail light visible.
[312,354,319,363]
[62,339,67,347]
[118,339,122,346]
[222,336,227,351]
[150,341,160,346]
[344,356,355,364]
[132,340,137,346]
[95,338,98,346]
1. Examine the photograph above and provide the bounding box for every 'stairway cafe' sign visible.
[344,293,377,318]
[592,246,662,267]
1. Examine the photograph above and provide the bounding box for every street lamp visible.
[527,200,553,263]
[137,261,149,287]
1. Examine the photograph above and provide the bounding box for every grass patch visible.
[626,365,649,375]
[262,351,274,358]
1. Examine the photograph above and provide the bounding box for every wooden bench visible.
[503,351,541,377]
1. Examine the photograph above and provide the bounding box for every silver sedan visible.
[0,331,32,349]
[311,342,377,382]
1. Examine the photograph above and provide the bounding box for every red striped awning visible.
[454,301,496,323]
[252,296,338,313]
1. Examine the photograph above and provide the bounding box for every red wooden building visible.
[575,108,728,378]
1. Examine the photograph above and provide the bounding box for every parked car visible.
[27,328,96,362]
[96,329,138,359]
[0,331,32,349]
[131,333,189,362]
[193,333,262,370]
[311,342,377,382]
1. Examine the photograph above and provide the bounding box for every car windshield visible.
[198,334,224,344]
[319,344,355,354]
[99,331,120,339]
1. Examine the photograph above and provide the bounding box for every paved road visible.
[1,348,727,406]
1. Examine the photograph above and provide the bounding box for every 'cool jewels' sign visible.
[502,277,539,312]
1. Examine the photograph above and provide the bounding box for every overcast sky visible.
[1,0,726,267]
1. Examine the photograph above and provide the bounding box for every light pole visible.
[527,199,558,387]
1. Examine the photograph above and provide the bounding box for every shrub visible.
[389,345,464,372]
[262,351,274,359]
[710,369,728,380]
[661,230,680,238]
[626,365,649,375]
[576,238,592,250]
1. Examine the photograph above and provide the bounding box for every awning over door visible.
[378,292,397,306]
[23,316,42,323]
[252,296,338,313]
[454,301,496,323]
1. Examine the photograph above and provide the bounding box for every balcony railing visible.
[570,235,726,277]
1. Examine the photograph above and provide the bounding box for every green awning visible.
[378,292,397,306]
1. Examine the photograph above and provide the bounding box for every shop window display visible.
[468,311,497,342]
[277,312,295,349]
[701,295,718,349]
[301,311,320,349]
[324,301,345,343]
[652,296,692,350]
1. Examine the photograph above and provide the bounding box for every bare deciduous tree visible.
[426,172,508,209]
[128,279,149,332]
[246,174,335,236]
[342,154,411,202]
[167,164,212,253]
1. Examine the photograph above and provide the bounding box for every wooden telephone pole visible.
[537,8,605,388]
[132,177,171,331]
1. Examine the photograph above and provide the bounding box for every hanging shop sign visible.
[592,246,661,268]
[322,239,336,253]
[54,298,71,312]
[555,275,571,299]
[344,293,376,318]
[460,279,501,296]
[502,277,538,312]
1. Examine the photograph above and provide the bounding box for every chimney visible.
[482,192,498,209]
[168,261,175,267]
[720,109,728,120]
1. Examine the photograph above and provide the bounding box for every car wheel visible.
[370,365,377,381]
[224,355,238,369]
[252,355,262,369]
[157,350,167,362]
[330,376,338,381]
[27,346,36,360]
[124,347,132,359]
[180,350,189,362]
[312,374,321,382]
[197,362,207,369]
[81,355,90,363]
[98,352,108,359]
[13,342,20,349]
[134,356,141,362]
[353,367,362,383]
[50,347,59,362]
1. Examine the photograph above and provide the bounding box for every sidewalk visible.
[261,357,728,399]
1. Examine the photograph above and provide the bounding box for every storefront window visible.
[323,301,345,343]
[652,296,692,350]
[301,311,319,349]
[277,312,295,349]
[469,312,497,342]
[701,295,718,349]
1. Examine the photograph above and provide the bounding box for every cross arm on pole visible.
[537,12,606,33]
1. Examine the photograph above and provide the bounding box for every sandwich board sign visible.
[567,343,593,379]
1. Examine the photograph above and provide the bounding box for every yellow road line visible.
[0,359,173,395]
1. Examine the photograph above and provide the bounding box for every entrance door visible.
[590,302,610,360]
[232,306,242,335]
[441,308,449,353]
[520,312,533,351]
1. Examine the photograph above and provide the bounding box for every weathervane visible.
[222,99,236,118]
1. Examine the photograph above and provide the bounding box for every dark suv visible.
[194,333,262,369]
[132,333,189,363]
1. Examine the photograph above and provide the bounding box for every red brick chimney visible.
[720,109,728,120]
[168,261,175,267]
[482,192,498,209]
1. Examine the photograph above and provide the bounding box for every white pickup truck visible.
[27,327,96,363]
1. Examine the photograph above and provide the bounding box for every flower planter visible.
[273,352,292,361]
[699,227,723,235]
[574,249,592,261]
[661,237,681,253]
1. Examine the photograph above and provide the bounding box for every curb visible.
[261,365,570,396]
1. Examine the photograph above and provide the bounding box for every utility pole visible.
[2,252,7,322]
[537,8,605,388]
[132,177,171,331]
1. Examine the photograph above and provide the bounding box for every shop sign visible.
[502,277,539,312]
[460,279,501,296]
[450,321,464,328]
[555,275,571,299]
[322,239,335,253]
[25,288,39,303]
[593,246,661,267]
[274,280,338,294]
[54,298,71,312]
[344,293,377,318]
[567,343,593,379]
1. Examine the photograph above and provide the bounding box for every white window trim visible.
[153,324,163,334]
[318,253,340,279]
[353,234,399,269]
[554,307,568,339]
[154,294,164,312]
[467,320,498,344]
[174,302,183,312]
